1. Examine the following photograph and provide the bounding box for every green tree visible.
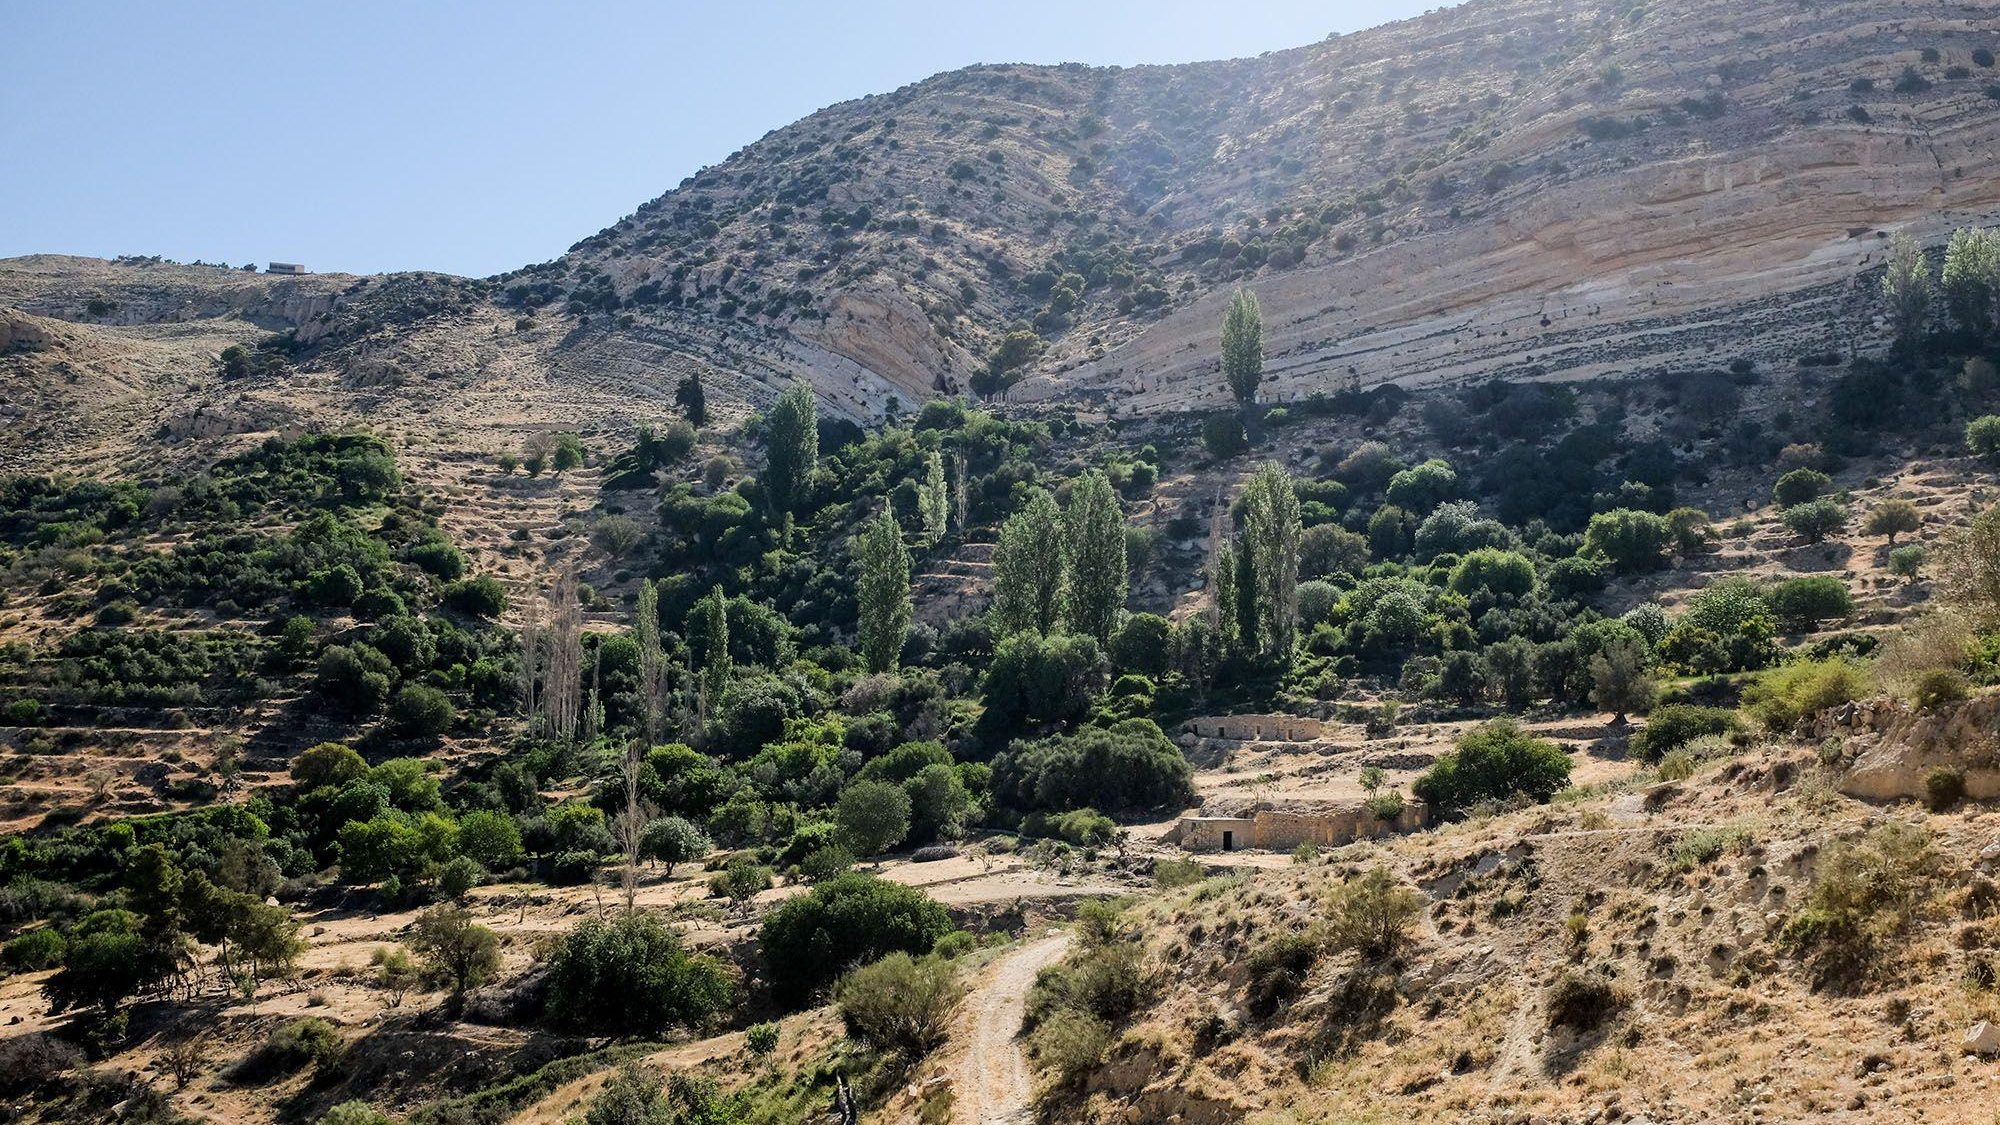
[640,815,710,874]
[292,742,369,790]
[1108,613,1174,676]
[456,810,523,871]
[1201,413,1248,458]
[1880,232,1934,352]
[1221,288,1264,408]
[1384,459,1457,513]
[1583,509,1670,573]
[904,763,975,843]
[1774,468,1832,507]
[1864,499,1921,544]
[389,683,454,739]
[1969,416,2000,462]
[1768,576,1854,632]
[675,372,708,427]
[1943,226,2000,338]
[854,508,913,672]
[1063,471,1127,644]
[1240,463,1303,656]
[1782,497,1849,544]
[762,382,820,517]
[992,491,1068,636]
[544,913,734,1034]
[918,450,950,545]
[837,779,913,856]
[1589,637,1656,723]
[408,904,500,998]
[695,585,731,700]
[1413,719,1573,814]
[758,873,954,1004]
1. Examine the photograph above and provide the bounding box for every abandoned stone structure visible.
[1174,800,1428,852]
[1185,713,1325,742]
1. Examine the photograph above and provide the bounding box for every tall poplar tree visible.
[634,580,669,745]
[1221,288,1264,408]
[918,450,950,545]
[1241,462,1303,657]
[695,585,731,710]
[992,491,1068,636]
[762,382,819,517]
[855,508,913,672]
[1063,470,1127,644]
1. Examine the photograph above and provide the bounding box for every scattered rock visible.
[1963,1021,2000,1056]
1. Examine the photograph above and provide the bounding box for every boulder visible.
[1963,1021,2000,1057]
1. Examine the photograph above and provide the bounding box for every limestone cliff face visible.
[542,0,2000,415]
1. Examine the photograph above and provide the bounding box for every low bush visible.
[835,951,962,1056]
[1324,866,1420,958]
[254,1017,345,1078]
[1741,658,1866,731]
[1246,929,1321,1017]
[1779,820,1942,986]
[1925,766,1966,812]
[1629,704,1738,763]
[2,927,66,971]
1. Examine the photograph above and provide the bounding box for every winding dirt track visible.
[950,932,1070,1125]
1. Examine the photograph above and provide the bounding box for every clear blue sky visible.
[3,1,1450,278]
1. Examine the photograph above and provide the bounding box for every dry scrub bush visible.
[1324,866,1422,959]
[835,951,963,1056]
[1780,820,1945,987]
[1871,612,1973,704]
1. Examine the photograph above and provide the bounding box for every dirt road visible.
[950,931,1070,1125]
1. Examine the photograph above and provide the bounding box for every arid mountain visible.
[540,0,2000,414]
[9,0,2000,458]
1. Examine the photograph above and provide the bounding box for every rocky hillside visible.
[7,0,2000,460]
[538,0,2000,414]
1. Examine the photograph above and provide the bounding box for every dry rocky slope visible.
[549,0,2000,412]
[8,0,2000,465]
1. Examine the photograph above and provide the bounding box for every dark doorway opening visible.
[1222,830,1234,851]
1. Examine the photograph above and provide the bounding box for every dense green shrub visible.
[543,913,734,1035]
[758,873,953,1004]
[1767,577,1853,632]
[1773,469,1832,507]
[981,631,1105,728]
[443,576,508,618]
[1108,613,1174,676]
[1629,704,1737,763]
[1782,498,1848,544]
[993,719,1193,815]
[1413,719,1572,813]
[1582,509,1669,573]
[1201,414,1248,459]
[1967,416,2000,462]
[389,683,455,739]
[3,927,66,971]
